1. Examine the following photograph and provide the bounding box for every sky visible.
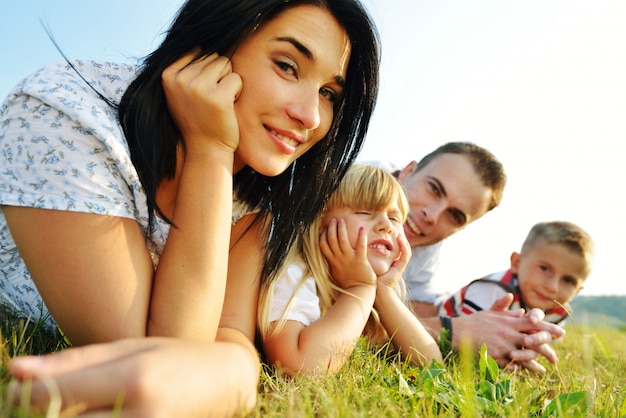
[1,0,625,296]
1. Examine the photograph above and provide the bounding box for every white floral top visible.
[0,60,253,329]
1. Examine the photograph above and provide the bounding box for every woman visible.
[2,0,380,415]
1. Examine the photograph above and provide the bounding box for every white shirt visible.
[0,60,253,328]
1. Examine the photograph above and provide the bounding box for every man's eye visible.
[428,182,441,196]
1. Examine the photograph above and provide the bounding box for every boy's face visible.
[398,154,493,247]
[511,238,587,311]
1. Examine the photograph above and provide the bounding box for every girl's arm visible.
[262,219,376,375]
[374,235,442,366]
[375,286,442,366]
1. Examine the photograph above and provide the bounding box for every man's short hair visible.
[416,142,506,211]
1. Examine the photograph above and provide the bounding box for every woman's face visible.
[230,5,351,176]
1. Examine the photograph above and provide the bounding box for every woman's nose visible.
[286,88,321,130]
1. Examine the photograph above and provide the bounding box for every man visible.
[390,142,564,372]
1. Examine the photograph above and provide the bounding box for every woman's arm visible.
[3,207,155,345]
[149,52,243,340]
[220,214,265,343]
[7,213,266,416]
[3,53,244,345]
[9,337,258,417]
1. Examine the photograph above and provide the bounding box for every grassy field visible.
[1,319,625,417]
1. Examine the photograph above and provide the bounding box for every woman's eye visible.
[275,59,296,76]
[320,87,337,102]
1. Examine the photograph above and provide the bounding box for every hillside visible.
[567,295,626,330]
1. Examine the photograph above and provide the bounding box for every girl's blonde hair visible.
[258,163,409,344]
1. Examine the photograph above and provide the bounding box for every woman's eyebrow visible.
[274,36,313,59]
[274,36,346,87]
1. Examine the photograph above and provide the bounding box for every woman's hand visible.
[8,336,259,417]
[162,50,243,154]
[320,218,376,290]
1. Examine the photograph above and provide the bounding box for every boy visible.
[437,221,594,327]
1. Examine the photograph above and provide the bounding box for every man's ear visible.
[398,160,418,182]
[509,252,521,273]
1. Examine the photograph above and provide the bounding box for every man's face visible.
[398,153,493,247]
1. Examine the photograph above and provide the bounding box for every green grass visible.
[1,317,625,418]
[253,326,626,418]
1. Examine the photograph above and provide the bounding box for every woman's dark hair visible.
[118,0,380,283]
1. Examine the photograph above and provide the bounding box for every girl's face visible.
[323,202,405,276]
[230,5,351,176]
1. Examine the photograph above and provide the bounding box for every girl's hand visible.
[162,50,243,154]
[320,218,376,290]
[377,233,411,289]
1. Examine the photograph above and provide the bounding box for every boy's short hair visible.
[415,142,506,211]
[522,221,595,278]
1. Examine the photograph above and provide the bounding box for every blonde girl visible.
[259,164,442,375]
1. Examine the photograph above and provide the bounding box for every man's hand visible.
[451,294,564,373]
